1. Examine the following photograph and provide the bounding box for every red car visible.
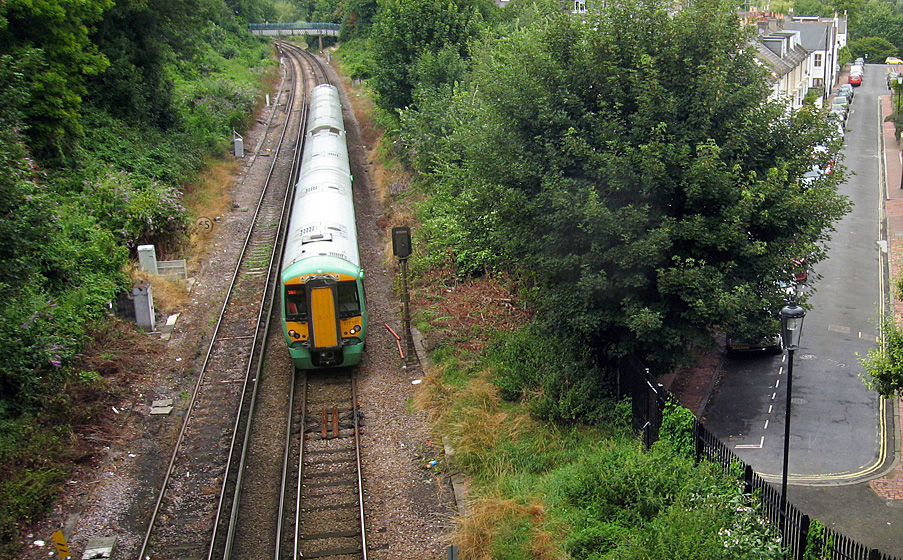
[849,73,862,86]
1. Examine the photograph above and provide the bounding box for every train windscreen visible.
[337,281,361,318]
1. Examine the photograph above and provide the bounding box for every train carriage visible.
[281,84,367,369]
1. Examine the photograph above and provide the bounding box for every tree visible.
[859,315,903,397]
[340,0,378,40]
[852,0,903,49]
[0,0,113,160]
[414,0,849,367]
[847,36,899,61]
[370,0,497,114]
[793,0,834,17]
[86,0,221,129]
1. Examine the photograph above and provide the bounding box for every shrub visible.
[487,324,619,425]
[0,415,76,557]
[76,169,189,250]
[657,400,697,459]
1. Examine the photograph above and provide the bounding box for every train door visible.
[306,277,341,352]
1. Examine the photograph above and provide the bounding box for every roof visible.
[755,38,809,78]
[784,21,831,51]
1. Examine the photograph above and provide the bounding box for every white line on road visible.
[736,436,765,449]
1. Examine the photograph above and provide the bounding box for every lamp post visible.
[779,301,806,535]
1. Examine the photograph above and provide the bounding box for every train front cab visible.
[283,273,367,369]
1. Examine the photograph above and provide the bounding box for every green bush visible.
[0,415,75,555]
[176,76,261,151]
[550,442,783,559]
[658,400,697,459]
[76,169,189,250]
[335,37,377,81]
[858,314,903,397]
[487,324,619,425]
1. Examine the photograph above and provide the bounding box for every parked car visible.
[829,105,847,122]
[828,113,845,139]
[886,56,903,65]
[792,258,808,283]
[812,144,835,174]
[800,165,826,187]
[851,63,864,76]
[889,71,900,88]
[849,73,862,86]
[838,83,855,101]
[727,333,783,353]
[855,57,865,66]
[831,97,849,116]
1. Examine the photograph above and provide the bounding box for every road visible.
[704,67,896,485]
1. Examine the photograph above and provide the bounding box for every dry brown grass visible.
[451,496,562,560]
[182,157,238,263]
[415,370,532,464]
[130,269,189,314]
[413,365,458,425]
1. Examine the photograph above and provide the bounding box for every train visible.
[280,84,368,369]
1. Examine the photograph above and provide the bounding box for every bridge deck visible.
[249,23,339,37]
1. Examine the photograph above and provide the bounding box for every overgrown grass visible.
[415,326,785,559]
[0,417,77,544]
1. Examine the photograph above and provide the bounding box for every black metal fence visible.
[619,355,900,560]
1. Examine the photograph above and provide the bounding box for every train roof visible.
[281,255,361,283]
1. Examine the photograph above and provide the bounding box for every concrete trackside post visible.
[137,244,158,275]
[133,280,155,332]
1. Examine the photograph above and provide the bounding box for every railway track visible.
[136,44,322,560]
[281,369,367,560]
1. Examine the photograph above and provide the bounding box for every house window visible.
[574,1,587,13]
[813,78,824,87]
[814,53,823,67]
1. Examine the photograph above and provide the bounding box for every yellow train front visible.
[281,84,367,369]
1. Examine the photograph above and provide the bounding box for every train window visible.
[336,281,361,318]
[285,288,308,320]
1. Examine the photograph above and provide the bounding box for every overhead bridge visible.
[249,22,340,37]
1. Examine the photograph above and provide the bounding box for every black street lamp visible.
[779,301,806,534]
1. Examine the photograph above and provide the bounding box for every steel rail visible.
[215,46,308,560]
[352,373,368,560]
[136,45,301,560]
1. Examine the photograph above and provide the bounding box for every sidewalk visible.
[666,90,903,558]
[877,93,903,504]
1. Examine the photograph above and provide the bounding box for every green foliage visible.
[410,0,849,369]
[658,400,697,459]
[792,0,834,16]
[0,415,73,555]
[487,324,619,425]
[548,440,784,559]
[0,129,50,289]
[225,0,279,22]
[75,169,188,250]
[858,314,903,397]
[340,0,379,40]
[175,75,262,151]
[847,36,898,61]
[74,108,204,186]
[852,1,903,48]
[0,0,114,160]
[370,0,497,114]
[334,37,378,81]
[803,519,834,560]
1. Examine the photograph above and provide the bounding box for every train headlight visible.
[289,330,299,339]
[350,325,361,334]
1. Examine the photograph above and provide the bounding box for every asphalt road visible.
[705,68,895,485]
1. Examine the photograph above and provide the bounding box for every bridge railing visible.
[249,22,340,36]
